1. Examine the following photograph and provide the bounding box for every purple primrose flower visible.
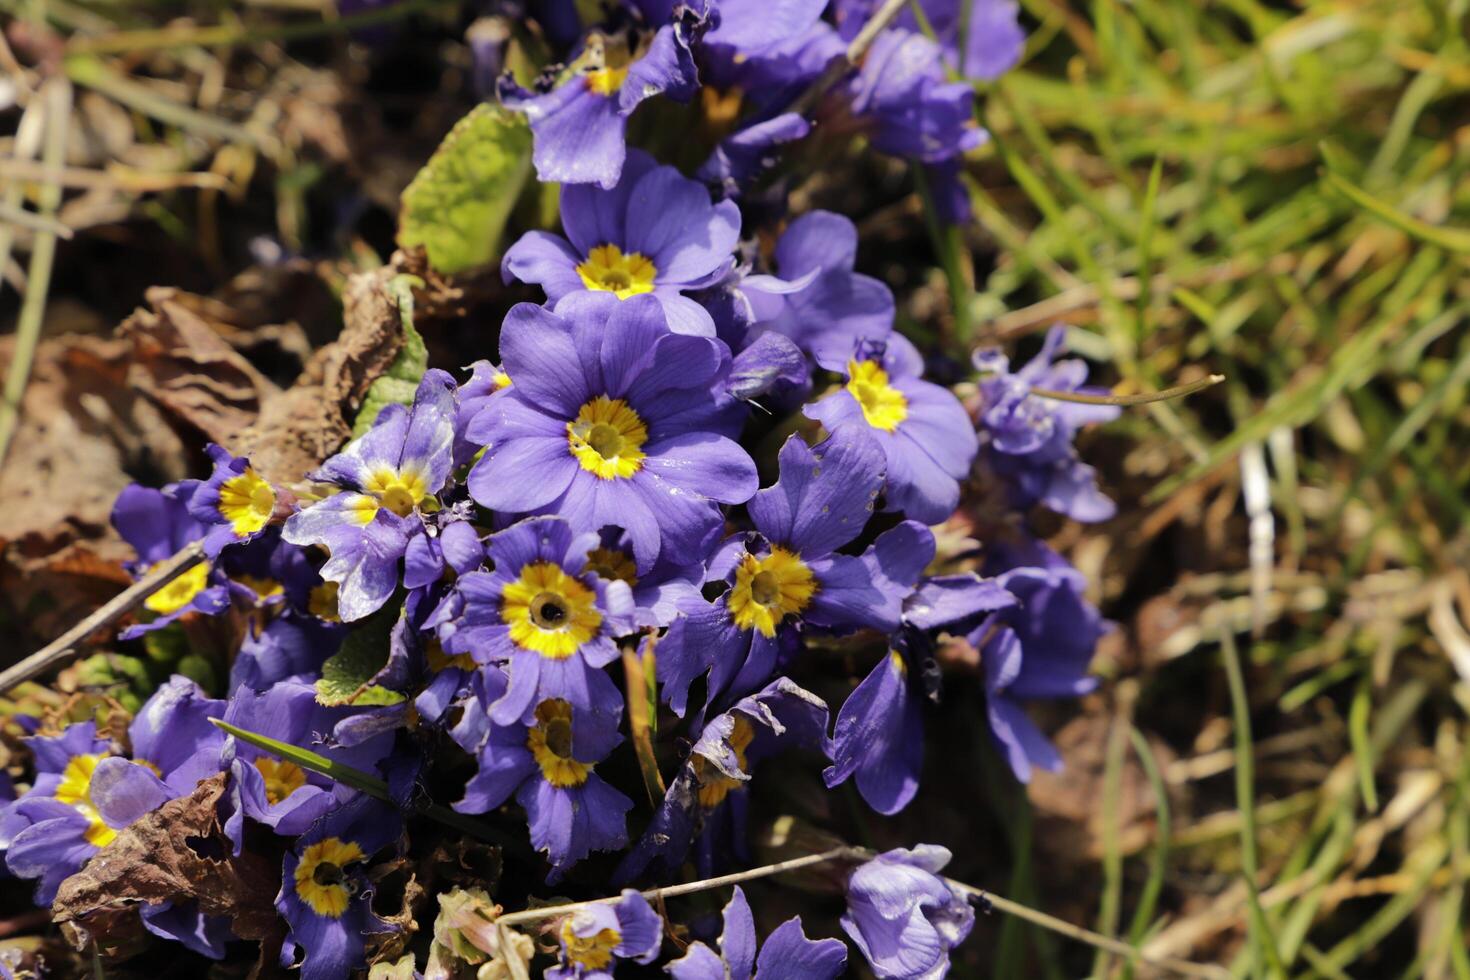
[824,574,1016,814]
[973,326,1119,522]
[187,444,279,556]
[283,370,457,621]
[111,482,230,640]
[807,333,979,525]
[546,889,661,979]
[975,537,1108,781]
[501,17,704,189]
[842,845,974,979]
[451,667,633,878]
[277,795,403,980]
[658,430,930,716]
[466,297,756,574]
[433,516,633,727]
[503,150,740,336]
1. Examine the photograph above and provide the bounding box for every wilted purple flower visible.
[617,678,829,883]
[112,482,230,640]
[824,575,1015,814]
[740,210,894,362]
[450,667,632,878]
[546,889,660,979]
[667,885,847,980]
[975,537,1107,781]
[466,298,756,573]
[187,444,278,556]
[843,845,974,979]
[807,333,978,525]
[658,430,929,716]
[501,17,704,189]
[283,370,457,621]
[433,516,633,726]
[277,796,402,980]
[973,326,1119,522]
[836,0,1024,81]
[503,150,740,336]
[220,679,397,849]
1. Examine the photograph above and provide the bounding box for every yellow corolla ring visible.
[726,546,817,638]
[501,562,603,659]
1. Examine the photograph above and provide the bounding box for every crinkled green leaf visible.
[397,104,533,274]
[351,274,428,438]
[315,603,405,706]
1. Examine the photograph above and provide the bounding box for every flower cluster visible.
[0,1,1135,977]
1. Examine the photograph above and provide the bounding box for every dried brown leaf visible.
[230,254,417,485]
[52,774,280,943]
[120,287,280,446]
[0,331,187,564]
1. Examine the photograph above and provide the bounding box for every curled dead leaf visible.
[51,773,280,944]
[230,255,415,485]
[120,287,279,446]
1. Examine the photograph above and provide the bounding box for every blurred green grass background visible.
[957,1,1470,976]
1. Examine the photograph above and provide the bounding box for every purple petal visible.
[501,230,584,300]
[748,430,884,557]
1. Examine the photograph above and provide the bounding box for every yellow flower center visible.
[426,639,477,673]
[491,367,512,390]
[567,396,648,480]
[562,916,622,970]
[727,547,817,638]
[693,716,755,809]
[889,649,907,677]
[309,581,341,622]
[56,752,118,848]
[294,836,365,918]
[359,467,430,521]
[255,757,308,805]
[575,244,657,300]
[846,358,909,432]
[217,468,276,537]
[501,562,602,659]
[527,699,591,789]
[585,66,628,97]
[144,561,211,615]
[583,547,639,587]
[234,575,284,601]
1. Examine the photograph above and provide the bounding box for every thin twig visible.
[0,542,206,694]
[787,0,909,116]
[0,201,74,238]
[961,885,1228,979]
[0,78,71,469]
[0,158,233,192]
[1027,374,1225,406]
[492,845,1228,980]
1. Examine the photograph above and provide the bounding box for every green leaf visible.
[209,717,517,846]
[315,603,405,707]
[350,274,428,438]
[397,104,533,275]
